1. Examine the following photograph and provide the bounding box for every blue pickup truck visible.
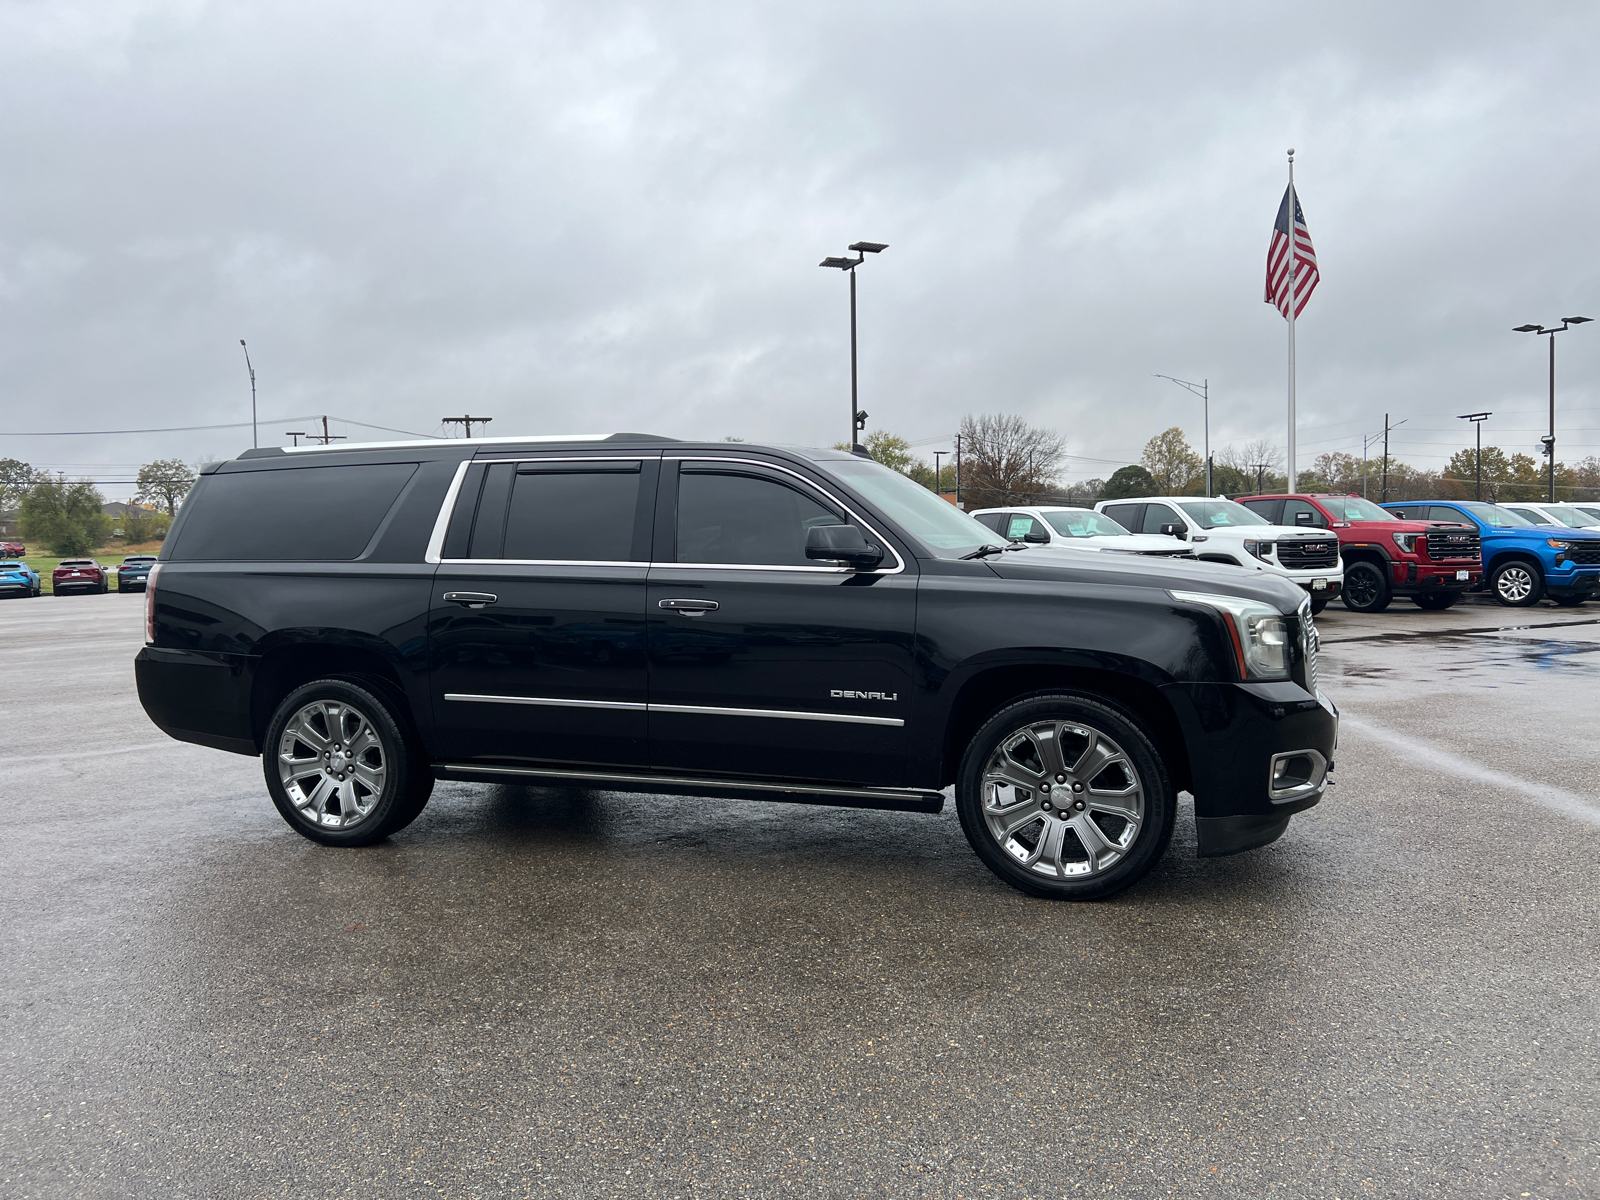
[1384,500,1600,607]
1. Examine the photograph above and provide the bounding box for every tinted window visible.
[1101,503,1143,530]
[1239,498,1283,523]
[494,464,642,561]
[1282,499,1328,528]
[677,470,842,566]
[973,512,1007,533]
[170,463,417,561]
[1141,504,1183,534]
[1432,505,1476,524]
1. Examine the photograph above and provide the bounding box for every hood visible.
[1339,517,1453,533]
[983,546,1307,614]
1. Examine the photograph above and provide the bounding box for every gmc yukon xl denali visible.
[135,435,1337,900]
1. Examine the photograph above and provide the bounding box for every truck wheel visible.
[1309,595,1329,615]
[1489,561,1542,607]
[956,693,1176,901]
[1340,561,1391,613]
[262,678,433,847]
[1411,593,1459,610]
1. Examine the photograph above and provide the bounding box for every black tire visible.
[956,692,1176,901]
[262,677,433,847]
[1340,560,1391,613]
[1411,592,1459,610]
[1489,560,1543,607]
[1309,594,1329,615]
[1552,594,1588,607]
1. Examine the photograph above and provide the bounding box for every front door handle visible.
[658,597,719,617]
[443,591,498,609]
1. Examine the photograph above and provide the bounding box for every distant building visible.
[0,510,17,538]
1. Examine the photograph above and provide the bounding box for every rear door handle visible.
[443,591,498,609]
[658,597,719,616]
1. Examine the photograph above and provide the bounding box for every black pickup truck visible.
[135,435,1336,900]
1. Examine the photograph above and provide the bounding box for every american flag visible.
[1265,184,1319,319]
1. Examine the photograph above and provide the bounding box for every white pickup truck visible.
[1095,496,1344,611]
[969,505,1198,559]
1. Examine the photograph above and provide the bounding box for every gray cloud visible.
[2,0,1597,496]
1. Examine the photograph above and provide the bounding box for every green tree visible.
[1140,427,1203,493]
[19,478,112,555]
[1099,464,1157,499]
[0,458,43,512]
[123,508,173,544]
[135,459,198,514]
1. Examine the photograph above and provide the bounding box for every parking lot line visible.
[1342,713,1600,830]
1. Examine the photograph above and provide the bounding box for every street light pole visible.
[239,340,257,449]
[1154,374,1211,495]
[1457,412,1491,500]
[933,450,947,495]
[1514,317,1593,502]
[819,242,888,451]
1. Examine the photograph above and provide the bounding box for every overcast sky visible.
[2,0,1597,499]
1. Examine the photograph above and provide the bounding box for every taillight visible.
[144,563,162,644]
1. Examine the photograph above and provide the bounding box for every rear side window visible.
[169,463,417,561]
[1100,503,1142,530]
[456,461,645,562]
[1239,498,1283,523]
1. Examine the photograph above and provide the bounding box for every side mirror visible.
[1159,523,1187,539]
[805,524,885,570]
[1022,529,1050,544]
[1294,511,1315,526]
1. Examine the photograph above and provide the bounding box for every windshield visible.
[1041,509,1131,538]
[825,459,1007,557]
[1319,496,1393,522]
[1539,505,1598,527]
[1455,501,1532,526]
[1177,499,1270,529]
[1572,505,1600,523]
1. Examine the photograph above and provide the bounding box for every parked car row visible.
[0,555,160,599]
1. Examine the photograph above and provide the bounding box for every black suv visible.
[135,435,1336,900]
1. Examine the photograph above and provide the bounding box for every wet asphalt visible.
[2,589,1598,1199]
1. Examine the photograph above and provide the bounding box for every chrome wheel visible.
[1494,564,1536,604]
[980,719,1146,879]
[276,698,388,828]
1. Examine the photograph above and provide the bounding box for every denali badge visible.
[831,689,898,701]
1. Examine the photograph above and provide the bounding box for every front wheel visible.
[956,693,1176,901]
[1489,561,1543,607]
[263,678,433,846]
[1340,561,1391,613]
[1411,592,1459,610]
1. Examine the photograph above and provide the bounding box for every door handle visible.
[658,597,719,616]
[443,591,498,609]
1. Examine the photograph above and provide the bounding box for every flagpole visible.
[1286,148,1297,493]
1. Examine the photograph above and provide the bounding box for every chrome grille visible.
[1425,529,1481,561]
[1277,538,1340,570]
[1298,605,1320,696]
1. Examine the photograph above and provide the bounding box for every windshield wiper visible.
[960,542,1026,560]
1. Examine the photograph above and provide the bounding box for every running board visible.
[431,763,946,814]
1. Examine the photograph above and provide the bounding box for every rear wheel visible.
[1340,561,1391,613]
[956,693,1176,901]
[263,678,433,847]
[1489,560,1543,607]
[1411,592,1459,610]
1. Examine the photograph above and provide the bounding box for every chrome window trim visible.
[424,460,473,565]
[666,455,906,575]
[443,693,903,727]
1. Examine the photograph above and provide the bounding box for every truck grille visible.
[1425,529,1481,561]
[1298,607,1320,695]
[1276,538,1340,570]
[1571,547,1600,566]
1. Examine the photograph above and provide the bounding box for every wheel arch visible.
[250,638,415,749]
[937,665,1191,794]
[1485,549,1545,577]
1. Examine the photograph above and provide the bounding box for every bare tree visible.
[958,414,1067,509]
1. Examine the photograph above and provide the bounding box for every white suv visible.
[1095,496,1344,610]
[969,505,1198,559]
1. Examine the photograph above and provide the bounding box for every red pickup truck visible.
[1238,494,1482,612]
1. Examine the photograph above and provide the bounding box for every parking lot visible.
[3,592,1598,1198]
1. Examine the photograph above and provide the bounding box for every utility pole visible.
[954,433,963,509]
[1252,463,1269,495]
[307,416,346,446]
[239,340,257,449]
[1457,412,1491,500]
[285,431,306,446]
[933,451,947,495]
[442,414,494,438]
[1379,414,1407,504]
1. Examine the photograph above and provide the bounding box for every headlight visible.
[1170,591,1292,681]
[1547,538,1573,550]
[1242,540,1274,559]
[1391,531,1421,553]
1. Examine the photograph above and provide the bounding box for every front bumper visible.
[1159,679,1338,857]
[1548,567,1600,597]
